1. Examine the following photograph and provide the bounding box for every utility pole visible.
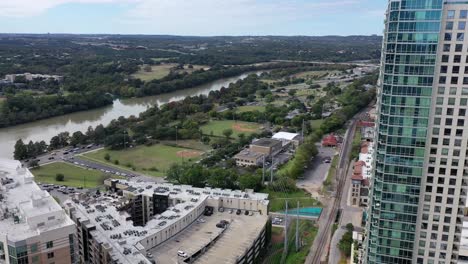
[262,155,265,184]
[123,130,127,149]
[282,201,289,263]
[270,157,274,183]
[175,126,178,146]
[301,119,305,139]
[295,201,300,252]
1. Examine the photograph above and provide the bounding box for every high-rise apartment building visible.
[0,159,76,264]
[366,1,468,263]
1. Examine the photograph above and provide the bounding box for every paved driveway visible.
[296,145,337,197]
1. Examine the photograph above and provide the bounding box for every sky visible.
[0,0,387,36]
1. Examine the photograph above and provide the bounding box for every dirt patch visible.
[176,150,203,158]
[232,123,257,132]
[271,231,284,244]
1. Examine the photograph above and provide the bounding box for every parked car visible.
[236,209,241,215]
[177,251,188,258]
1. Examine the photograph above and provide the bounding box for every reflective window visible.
[448,10,456,19]
[459,21,466,30]
[446,21,454,30]
[461,10,468,19]
[445,33,452,41]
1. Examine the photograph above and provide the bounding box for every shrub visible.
[55,173,65,182]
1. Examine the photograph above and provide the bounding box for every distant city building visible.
[4,73,63,83]
[0,159,75,264]
[285,109,301,120]
[64,179,269,264]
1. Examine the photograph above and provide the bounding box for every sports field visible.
[132,64,176,81]
[82,144,205,177]
[200,120,262,138]
[236,105,266,113]
[31,162,109,188]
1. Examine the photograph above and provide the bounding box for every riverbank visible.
[0,72,262,159]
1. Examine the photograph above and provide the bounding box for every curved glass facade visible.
[366,1,443,263]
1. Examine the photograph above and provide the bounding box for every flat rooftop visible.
[235,149,264,159]
[113,179,269,202]
[150,211,268,264]
[0,159,74,242]
[251,138,282,148]
[65,180,269,264]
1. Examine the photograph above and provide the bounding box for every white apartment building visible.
[0,159,75,264]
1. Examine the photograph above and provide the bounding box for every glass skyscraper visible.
[366,0,468,263]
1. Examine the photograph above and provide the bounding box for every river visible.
[0,72,259,159]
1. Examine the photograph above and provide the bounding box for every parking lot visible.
[150,210,268,264]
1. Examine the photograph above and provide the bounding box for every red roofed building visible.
[322,134,338,147]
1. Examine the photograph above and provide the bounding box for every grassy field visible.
[200,120,263,138]
[32,162,109,188]
[236,105,266,113]
[323,155,339,191]
[264,189,322,212]
[262,220,318,264]
[132,64,176,81]
[82,144,205,177]
[294,70,339,79]
[151,57,176,62]
[159,139,212,151]
[310,119,324,130]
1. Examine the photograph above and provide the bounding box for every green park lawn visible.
[264,188,322,212]
[236,105,266,113]
[82,144,205,177]
[200,120,263,138]
[310,119,324,130]
[132,64,176,81]
[31,162,109,188]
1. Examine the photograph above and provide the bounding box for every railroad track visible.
[306,108,368,264]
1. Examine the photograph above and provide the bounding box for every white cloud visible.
[0,0,139,17]
[121,0,360,35]
[0,0,365,35]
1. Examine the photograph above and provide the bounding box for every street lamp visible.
[123,130,127,149]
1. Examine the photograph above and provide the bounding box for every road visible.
[305,106,371,264]
[328,160,364,264]
[297,146,336,198]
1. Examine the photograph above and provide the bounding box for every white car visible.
[177,251,188,258]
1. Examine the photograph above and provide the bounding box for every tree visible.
[55,173,65,182]
[104,153,111,161]
[222,128,233,139]
[288,89,297,96]
[14,139,27,160]
[338,223,354,257]
[239,174,262,191]
[70,131,87,146]
[28,160,39,168]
